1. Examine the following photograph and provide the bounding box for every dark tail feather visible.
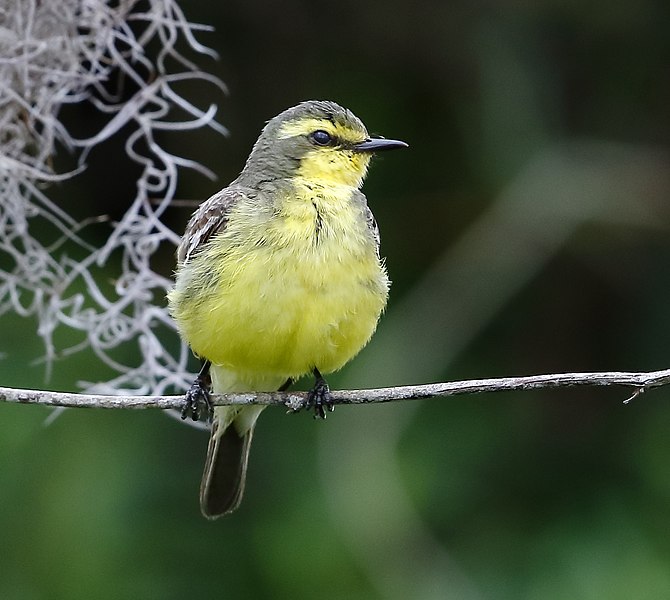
[199,419,254,519]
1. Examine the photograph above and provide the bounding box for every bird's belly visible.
[187,243,388,378]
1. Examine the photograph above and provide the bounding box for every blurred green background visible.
[2,0,670,598]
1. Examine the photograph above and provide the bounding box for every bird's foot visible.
[181,360,212,422]
[306,369,334,419]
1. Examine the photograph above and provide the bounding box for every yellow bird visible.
[168,100,407,519]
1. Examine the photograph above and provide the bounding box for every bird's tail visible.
[199,367,284,519]
[199,407,257,518]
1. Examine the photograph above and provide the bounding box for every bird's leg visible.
[181,359,212,422]
[306,368,334,419]
[278,378,294,392]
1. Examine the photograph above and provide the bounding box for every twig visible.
[1,368,669,412]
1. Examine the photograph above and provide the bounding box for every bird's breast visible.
[172,183,389,378]
[272,181,364,249]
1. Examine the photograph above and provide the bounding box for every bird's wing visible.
[177,187,248,264]
[364,205,382,256]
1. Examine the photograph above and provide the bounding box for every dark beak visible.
[353,137,409,152]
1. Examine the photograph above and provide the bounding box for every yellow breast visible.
[169,180,389,381]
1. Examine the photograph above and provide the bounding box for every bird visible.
[167,100,407,519]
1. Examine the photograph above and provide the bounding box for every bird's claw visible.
[181,375,212,422]
[306,376,334,419]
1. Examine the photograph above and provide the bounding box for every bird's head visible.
[240,100,407,189]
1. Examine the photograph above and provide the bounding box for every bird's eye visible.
[311,130,333,146]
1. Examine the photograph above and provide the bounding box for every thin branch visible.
[1,368,669,412]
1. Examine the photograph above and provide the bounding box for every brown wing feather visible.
[177,187,249,264]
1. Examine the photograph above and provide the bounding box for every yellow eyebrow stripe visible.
[278,118,365,144]
[278,118,332,138]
